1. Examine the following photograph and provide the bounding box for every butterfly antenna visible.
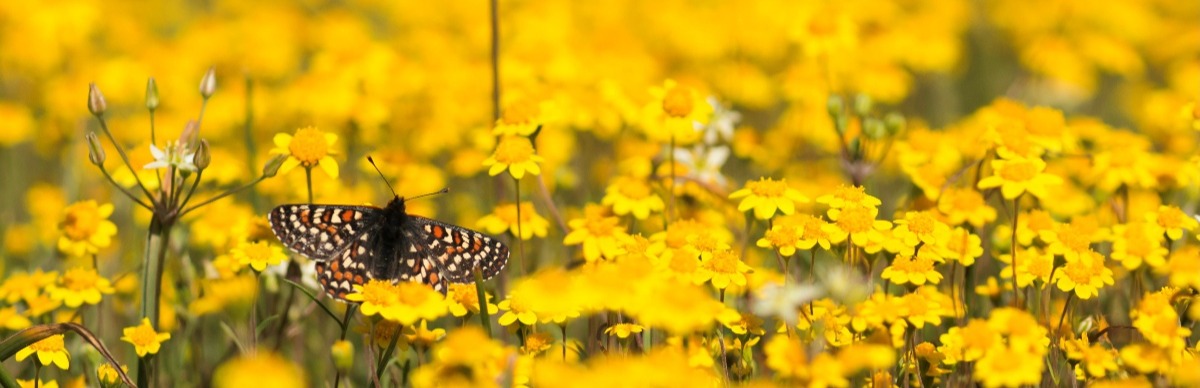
[408,187,450,201]
[366,156,399,197]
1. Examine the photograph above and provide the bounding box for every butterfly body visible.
[268,196,508,300]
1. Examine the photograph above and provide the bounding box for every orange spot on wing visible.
[432,226,445,239]
[300,210,311,224]
[341,211,354,223]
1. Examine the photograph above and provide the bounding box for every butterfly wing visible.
[268,204,379,261]
[314,228,377,300]
[409,216,510,283]
[392,230,450,294]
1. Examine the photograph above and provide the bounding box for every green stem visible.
[514,177,525,273]
[141,217,172,326]
[376,322,403,381]
[97,165,154,210]
[332,305,357,388]
[96,117,158,204]
[306,167,314,205]
[474,266,493,338]
[178,170,203,210]
[1011,195,1021,307]
[179,175,267,216]
[0,368,16,388]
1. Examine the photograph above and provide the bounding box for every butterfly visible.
[267,192,509,300]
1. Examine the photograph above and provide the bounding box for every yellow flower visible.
[16,380,57,388]
[96,364,127,387]
[231,241,287,272]
[15,334,70,369]
[213,352,306,388]
[881,250,944,286]
[939,227,983,266]
[0,307,32,330]
[1132,308,1191,352]
[937,187,997,228]
[1063,335,1118,378]
[1052,251,1114,299]
[476,202,549,240]
[998,246,1055,288]
[520,331,554,355]
[404,319,447,346]
[764,335,808,380]
[121,318,171,357]
[602,176,665,220]
[1161,246,1200,289]
[693,249,753,289]
[1147,205,1197,240]
[729,177,809,219]
[46,267,114,308]
[1120,344,1173,375]
[57,200,118,257]
[757,214,846,256]
[1110,221,1168,270]
[892,210,952,251]
[815,185,882,209]
[189,275,257,317]
[563,205,628,262]
[604,323,645,339]
[411,327,511,387]
[271,126,339,178]
[483,135,544,179]
[494,97,546,137]
[497,292,539,327]
[344,280,447,325]
[827,205,893,248]
[445,283,498,317]
[973,345,1043,387]
[642,79,712,145]
[977,156,1062,200]
[938,320,1000,364]
[0,269,57,304]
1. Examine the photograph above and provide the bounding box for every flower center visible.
[243,242,274,262]
[766,226,800,247]
[30,335,64,351]
[395,282,434,305]
[836,206,874,234]
[360,281,399,306]
[130,324,159,345]
[62,269,99,291]
[950,190,984,210]
[1056,226,1091,253]
[62,206,100,241]
[662,85,694,118]
[749,178,787,198]
[707,250,740,273]
[502,100,539,125]
[1157,208,1183,229]
[998,160,1038,182]
[451,284,480,306]
[668,250,698,273]
[907,212,936,235]
[494,136,535,164]
[288,127,330,165]
[617,179,652,199]
[689,234,720,253]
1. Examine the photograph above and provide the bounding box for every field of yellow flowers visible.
[2,0,1200,387]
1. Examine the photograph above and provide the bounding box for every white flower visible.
[143,141,197,172]
[696,96,741,145]
[673,144,730,185]
[751,281,822,326]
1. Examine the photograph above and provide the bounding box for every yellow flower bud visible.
[146,77,160,110]
[263,154,287,177]
[331,340,353,372]
[200,67,217,99]
[88,83,107,116]
[86,132,106,166]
